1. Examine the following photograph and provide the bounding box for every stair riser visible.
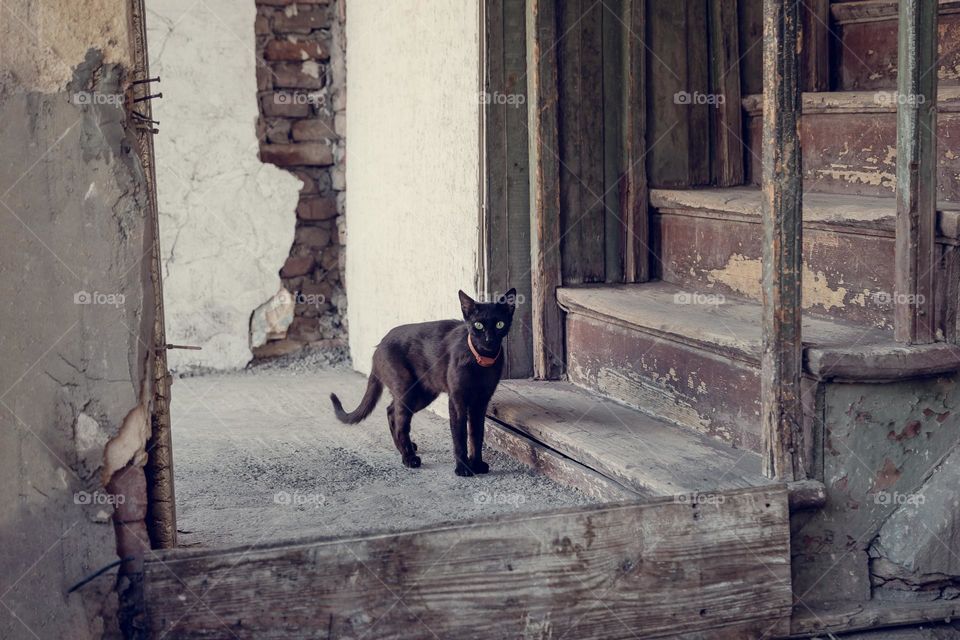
[835,9,960,91]
[653,212,896,329]
[744,112,960,203]
[565,312,762,452]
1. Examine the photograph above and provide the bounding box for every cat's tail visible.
[330,374,383,424]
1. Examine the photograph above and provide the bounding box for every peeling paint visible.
[705,253,852,311]
[816,166,896,190]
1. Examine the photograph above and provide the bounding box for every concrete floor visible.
[170,363,596,548]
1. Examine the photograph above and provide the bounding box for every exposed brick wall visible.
[255,0,347,358]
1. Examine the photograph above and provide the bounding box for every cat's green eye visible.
[496,321,505,329]
[474,321,484,330]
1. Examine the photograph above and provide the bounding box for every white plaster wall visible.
[345,0,481,374]
[147,0,300,370]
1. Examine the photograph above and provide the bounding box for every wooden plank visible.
[144,487,792,639]
[686,0,711,185]
[578,0,605,282]
[557,0,584,283]
[651,186,899,230]
[556,282,960,382]
[558,0,605,284]
[742,98,960,205]
[557,282,889,363]
[647,0,692,186]
[894,0,939,344]
[602,0,625,283]
[489,380,770,494]
[805,341,960,381]
[484,417,645,501]
[760,0,804,481]
[792,600,960,637]
[708,0,744,187]
[647,0,710,188]
[800,0,830,92]
[786,479,827,511]
[738,0,764,96]
[526,0,565,379]
[622,0,650,282]
[502,1,534,378]
[835,5,960,91]
[565,313,765,452]
[655,212,897,329]
[940,243,960,342]
[485,0,534,378]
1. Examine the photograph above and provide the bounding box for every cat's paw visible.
[402,455,422,468]
[469,459,490,474]
[454,462,473,477]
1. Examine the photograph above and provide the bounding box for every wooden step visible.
[742,87,960,203]
[832,0,960,91]
[557,282,960,452]
[651,186,960,331]
[487,379,771,496]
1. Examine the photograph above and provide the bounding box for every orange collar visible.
[468,334,501,367]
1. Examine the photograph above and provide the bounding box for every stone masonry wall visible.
[255,0,347,358]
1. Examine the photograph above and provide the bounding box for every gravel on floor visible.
[170,361,597,548]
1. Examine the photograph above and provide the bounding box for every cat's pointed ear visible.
[458,290,477,319]
[498,288,517,314]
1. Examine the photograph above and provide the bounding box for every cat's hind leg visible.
[387,399,420,468]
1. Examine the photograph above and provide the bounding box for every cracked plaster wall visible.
[147,0,301,371]
[0,4,154,637]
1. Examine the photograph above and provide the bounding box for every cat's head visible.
[458,288,516,355]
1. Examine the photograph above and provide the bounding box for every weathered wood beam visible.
[622,0,650,282]
[894,0,939,344]
[143,487,792,639]
[709,0,744,187]
[131,0,177,548]
[760,0,803,481]
[484,0,534,378]
[527,0,565,379]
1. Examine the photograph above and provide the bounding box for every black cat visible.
[330,289,516,476]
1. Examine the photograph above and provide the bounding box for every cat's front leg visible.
[467,402,489,474]
[448,396,472,476]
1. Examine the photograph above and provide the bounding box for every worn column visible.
[760,0,803,481]
[894,0,938,344]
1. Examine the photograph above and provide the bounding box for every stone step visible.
[651,187,960,331]
[742,88,960,203]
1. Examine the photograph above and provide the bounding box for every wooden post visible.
[623,0,650,282]
[526,0,565,379]
[131,0,177,548]
[894,0,938,344]
[708,0,744,187]
[760,0,803,481]
[484,0,534,378]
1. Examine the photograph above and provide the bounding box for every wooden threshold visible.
[143,485,792,639]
